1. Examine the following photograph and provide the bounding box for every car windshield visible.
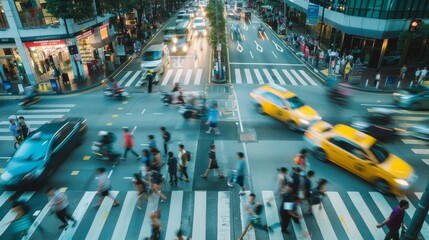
[195,18,203,24]
[369,142,389,163]
[13,139,48,161]
[286,96,305,109]
[176,36,187,45]
[143,50,161,61]
[196,25,205,30]
[176,28,187,34]
[164,29,176,35]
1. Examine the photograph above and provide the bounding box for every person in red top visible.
[121,127,141,161]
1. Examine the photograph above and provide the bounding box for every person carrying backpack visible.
[238,193,272,240]
[178,144,190,182]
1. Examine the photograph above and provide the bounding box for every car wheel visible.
[255,104,264,114]
[374,179,390,194]
[410,102,420,111]
[315,148,328,162]
[288,121,299,132]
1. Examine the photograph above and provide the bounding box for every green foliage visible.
[206,0,227,55]
[46,0,94,21]
[398,22,429,52]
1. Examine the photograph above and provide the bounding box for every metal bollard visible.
[410,81,414,87]
[375,81,380,89]
[397,81,401,89]
[365,79,369,87]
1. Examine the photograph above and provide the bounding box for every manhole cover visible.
[240,133,257,142]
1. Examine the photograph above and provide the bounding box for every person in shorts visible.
[200,144,225,179]
[205,103,220,135]
[95,168,120,208]
[227,152,247,196]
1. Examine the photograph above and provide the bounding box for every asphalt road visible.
[0,13,428,240]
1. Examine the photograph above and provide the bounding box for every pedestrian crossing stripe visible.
[232,68,320,85]
[1,190,428,239]
[118,69,206,87]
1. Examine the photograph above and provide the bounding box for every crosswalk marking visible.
[0,192,14,208]
[348,192,385,239]
[262,69,275,84]
[117,71,132,86]
[192,191,207,240]
[244,69,253,84]
[253,69,264,84]
[293,205,311,240]
[412,149,429,154]
[271,69,286,85]
[218,191,231,240]
[173,69,183,84]
[262,191,283,239]
[111,191,138,240]
[396,195,429,236]
[290,70,308,86]
[58,191,97,240]
[0,120,47,125]
[124,70,142,87]
[282,70,298,85]
[235,69,242,84]
[29,104,76,108]
[165,191,184,240]
[0,136,13,141]
[85,191,119,239]
[161,69,174,86]
[239,191,255,240]
[327,192,363,240]
[0,192,34,236]
[415,192,423,199]
[401,139,427,145]
[195,69,203,85]
[138,194,160,240]
[8,114,64,119]
[16,109,71,113]
[299,70,318,86]
[369,191,393,219]
[311,203,337,240]
[184,69,193,85]
[23,202,51,240]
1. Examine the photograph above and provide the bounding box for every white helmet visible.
[98,131,108,136]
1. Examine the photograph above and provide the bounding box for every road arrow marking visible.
[249,51,254,59]
[254,40,263,52]
[272,51,278,59]
[237,42,243,52]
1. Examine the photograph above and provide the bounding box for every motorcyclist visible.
[258,24,264,32]
[8,119,20,143]
[172,83,185,104]
[108,77,118,95]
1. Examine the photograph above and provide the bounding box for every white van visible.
[141,44,170,74]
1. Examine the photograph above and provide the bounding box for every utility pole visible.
[403,181,429,240]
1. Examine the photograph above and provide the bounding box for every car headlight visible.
[0,170,13,182]
[394,178,410,188]
[172,37,177,43]
[204,30,207,36]
[172,46,177,52]
[183,46,188,52]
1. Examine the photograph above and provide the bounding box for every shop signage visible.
[76,29,94,41]
[100,23,109,40]
[24,40,66,47]
[116,45,125,56]
[307,4,319,25]
[0,38,14,43]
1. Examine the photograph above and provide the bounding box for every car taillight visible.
[304,132,314,139]
[117,89,125,93]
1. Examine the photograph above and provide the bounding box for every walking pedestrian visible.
[151,148,163,172]
[46,187,77,229]
[150,210,162,240]
[121,127,141,161]
[149,170,168,202]
[377,199,409,240]
[238,193,271,240]
[148,134,158,151]
[375,69,381,87]
[290,167,302,195]
[140,149,151,176]
[227,152,247,196]
[7,201,32,239]
[308,178,328,215]
[160,127,171,156]
[415,67,421,82]
[200,144,225,179]
[344,62,351,81]
[167,151,178,186]
[303,170,315,214]
[132,173,149,210]
[178,144,190,182]
[176,229,191,240]
[205,103,220,135]
[418,66,427,84]
[18,116,31,140]
[399,64,407,80]
[94,167,120,208]
[267,167,289,207]
[279,188,302,234]
[293,149,309,172]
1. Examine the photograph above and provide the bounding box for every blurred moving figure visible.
[327,84,352,106]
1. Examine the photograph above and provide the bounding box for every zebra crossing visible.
[231,67,320,86]
[0,104,76,142]
[0,190,427,239]
[117,69,205,87]
[401,137,429,165]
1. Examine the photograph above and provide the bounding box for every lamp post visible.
[63,17,82,81]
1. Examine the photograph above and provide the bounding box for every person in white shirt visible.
[95,168,120,208]
[418,67,427,84]
[46,187,76,229]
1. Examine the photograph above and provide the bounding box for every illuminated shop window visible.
[14,0,59,27]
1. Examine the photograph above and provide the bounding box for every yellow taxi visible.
[250,84,321,131]
[303,121,417,195]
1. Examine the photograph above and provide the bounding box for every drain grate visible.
[239,128,257,142]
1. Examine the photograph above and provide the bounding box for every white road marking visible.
[249,51,254,59]
[161,69,174,86]
[360,104,396,107]
[8,114,64,119]
[0,191,14,208]
[192,191,207,240]
[173,69,183,84]
[293,205,311,240]
[412,148,429,154]
[235,69,242,84]
[244,69,253,84]
[239,191,255,240]
[117,71,133,86]
[184,69,193,85]
[0,192,34,235]
[26,104,76,108]
[217,192,231,240]
[0,120,47,125]
[138,194,160,240]
[282,69,298,85]
[253,69,264,84]
[262,69,275,84]
[23,202,52,240]
[111,191,138,240]
[16,109,71,113]
[422,159,429,165]
[271,51,278,59]
[271,69,286,85]
[401,139,427,145]
[0,136,13,141]
[194,69,203,85]
[262,191,283,239]
[299,70,318,85]
[230,62,304,66]
[165,191,184,240]
[125,70,142,87]
[290,69,308,85]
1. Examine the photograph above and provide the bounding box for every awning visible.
[90,33,117,49]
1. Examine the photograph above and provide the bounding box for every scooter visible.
[104,87,129,99]
[92,131,121,162]
[161,91,185,106]
[179,104,207,119]
[257,26,267,40]
[19,92,40,107]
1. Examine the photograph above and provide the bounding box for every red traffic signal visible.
[409,19,421,32]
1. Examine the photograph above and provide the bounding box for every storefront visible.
[0,45,22,83]
[24,39,72,83]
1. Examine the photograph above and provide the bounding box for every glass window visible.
[369,142,389,163]
[0,3,9,28]
[285,96,305,109]
[142,50,162,61]
[328,137,353,152]
[52,123,74,149]
[13,137,48,161]
[14,0,59,27]
[262,92,285,107]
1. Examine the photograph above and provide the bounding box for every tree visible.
[46,0,95,22]
[398,22,429,65]
[206,0,227,55]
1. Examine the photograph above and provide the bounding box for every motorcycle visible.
[257,25,267,40]
[179,104,207,119]
[92,131,121,163]
[104,87,129,99]
[161,91,185,106]
[19,91,40,107]
[326,85,351,107]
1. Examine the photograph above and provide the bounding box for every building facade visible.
[285,0,429,68]
[0,0,120,93]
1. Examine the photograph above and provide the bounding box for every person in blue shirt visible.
[227,152,247,196]
[8,119,20,141]
[205,103,220,135]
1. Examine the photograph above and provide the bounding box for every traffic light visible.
[409,19,421,32]
[68,45,78,55]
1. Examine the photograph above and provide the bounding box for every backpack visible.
[293,155,305,166]
[164,131,171,141]
[185,151,191,161]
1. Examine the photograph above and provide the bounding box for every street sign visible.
[307,4,319,25]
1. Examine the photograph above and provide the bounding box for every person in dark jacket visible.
[167,151,178,186]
